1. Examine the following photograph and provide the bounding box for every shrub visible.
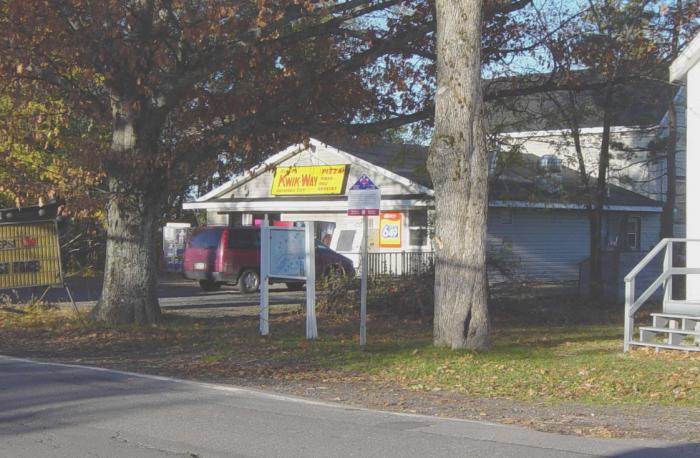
[316,269,434,318]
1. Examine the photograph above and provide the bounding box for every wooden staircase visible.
[624,239,700,352]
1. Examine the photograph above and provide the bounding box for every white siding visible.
[500,127,664,200]
[687,63,700,299]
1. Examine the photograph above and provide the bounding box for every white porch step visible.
[651,312,700,320]
[629,341,700,352]
[639,326,700,336]
[639,326,700,346]
[650,313,700,331]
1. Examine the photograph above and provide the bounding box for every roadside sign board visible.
[162,223,191,273]
[268,226,306,280]
[271,165,347,195]
[0,220,62,289]
[259,221,317,339]
[347,175,381,216]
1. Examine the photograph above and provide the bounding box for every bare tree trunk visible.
[662,97,678,238]
[662,0,682,239]
[428,0,489,350]
[92,100,163,325]
[590,86,613,298]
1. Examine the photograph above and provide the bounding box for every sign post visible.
[304,221,317,339]
[347,175,381,349]
[260,220,270,336]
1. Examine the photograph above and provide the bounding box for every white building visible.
[671,33,700,300]
[487,75,685,237]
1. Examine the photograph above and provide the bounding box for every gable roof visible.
[196,138,433,202]
[485,73,670,132]
[193,138,661,211]
[324,140,431,188]
[490,152,663,210]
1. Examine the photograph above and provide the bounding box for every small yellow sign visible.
[271,165,347,195]
[379,212,402,248]
[0,221,62,289]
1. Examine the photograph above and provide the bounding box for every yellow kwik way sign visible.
[0,220,62,289]
[271,165,347,195]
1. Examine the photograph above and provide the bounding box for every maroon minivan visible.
[183,226,355,292]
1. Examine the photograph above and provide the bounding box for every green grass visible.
[190,315,699,407]
[1,306,698,407]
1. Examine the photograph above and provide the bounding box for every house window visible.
[336,230,356,252]
[625,217,641,251]
[408,210,429,247]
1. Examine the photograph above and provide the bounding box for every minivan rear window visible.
[228,229,260,249]
[188,228,223,249]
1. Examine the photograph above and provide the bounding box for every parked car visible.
[182,226,355,292]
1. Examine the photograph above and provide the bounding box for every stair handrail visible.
[624,238,700,351]
[623,238,670,283]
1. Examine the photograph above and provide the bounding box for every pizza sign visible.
[0,220,62,289]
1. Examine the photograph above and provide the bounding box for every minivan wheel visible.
[238,269,260,294]
[199,280,221,292]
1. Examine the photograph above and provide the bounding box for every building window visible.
[336,230,356,252]
[538,155,562,173]
[408,210,429,247]
[625,217,641,251]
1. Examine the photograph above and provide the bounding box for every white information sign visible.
[347,175,381,216]
[346,175,381,348]
[269,227,306,279]
[260,221,317,339]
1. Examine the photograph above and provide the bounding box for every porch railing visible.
[362,251,434,277]
[624,238,700,351]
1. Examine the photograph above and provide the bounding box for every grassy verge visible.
[1,303,697,407]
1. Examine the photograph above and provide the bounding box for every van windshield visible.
[188,228,223,249]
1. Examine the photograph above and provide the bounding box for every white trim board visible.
[671,32,700,83]
[500,125,660,139]
[490,200,662,212]
[183,199,433,212]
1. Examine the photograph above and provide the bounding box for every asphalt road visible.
[1,357,698,458]
[3,277,305,313]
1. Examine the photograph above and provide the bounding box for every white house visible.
[671,33,700,300]
[488,76,685,237]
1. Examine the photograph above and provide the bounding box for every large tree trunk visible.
[428,0,489,350]
[92,178,162,324]
[92,100,163,325]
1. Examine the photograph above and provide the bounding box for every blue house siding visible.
[488,208,662,284]
[487,208,590,282]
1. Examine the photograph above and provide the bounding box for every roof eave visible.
[670,33,700,83]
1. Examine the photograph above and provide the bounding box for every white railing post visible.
[663,240,673,310]
[624,277,635,352]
